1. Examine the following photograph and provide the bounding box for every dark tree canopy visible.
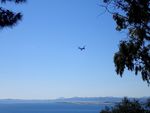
[103,0,150,84]
[100,97,150,113]
[0,0,25,28]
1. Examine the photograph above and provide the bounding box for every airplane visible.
[78,46,85,51]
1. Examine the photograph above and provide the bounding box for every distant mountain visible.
[0,97,149,105]
[53,97,122,103]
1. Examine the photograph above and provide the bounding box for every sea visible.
[0,102,106,113]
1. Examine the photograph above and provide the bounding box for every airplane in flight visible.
[78,46,85,51]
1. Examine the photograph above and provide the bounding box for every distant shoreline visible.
[0,97,149,104]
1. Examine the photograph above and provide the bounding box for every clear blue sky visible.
[0,0,149,99]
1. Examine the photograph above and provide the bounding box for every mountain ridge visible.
[0,97,149,104]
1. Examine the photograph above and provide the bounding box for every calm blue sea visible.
[0,103,105,113]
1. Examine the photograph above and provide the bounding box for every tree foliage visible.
[103,0,150,84]
[0,0,25,28]
[100,97,150,113]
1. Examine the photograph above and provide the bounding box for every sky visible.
[0,0,149,99]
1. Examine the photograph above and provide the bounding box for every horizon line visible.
[0,96,149,100]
